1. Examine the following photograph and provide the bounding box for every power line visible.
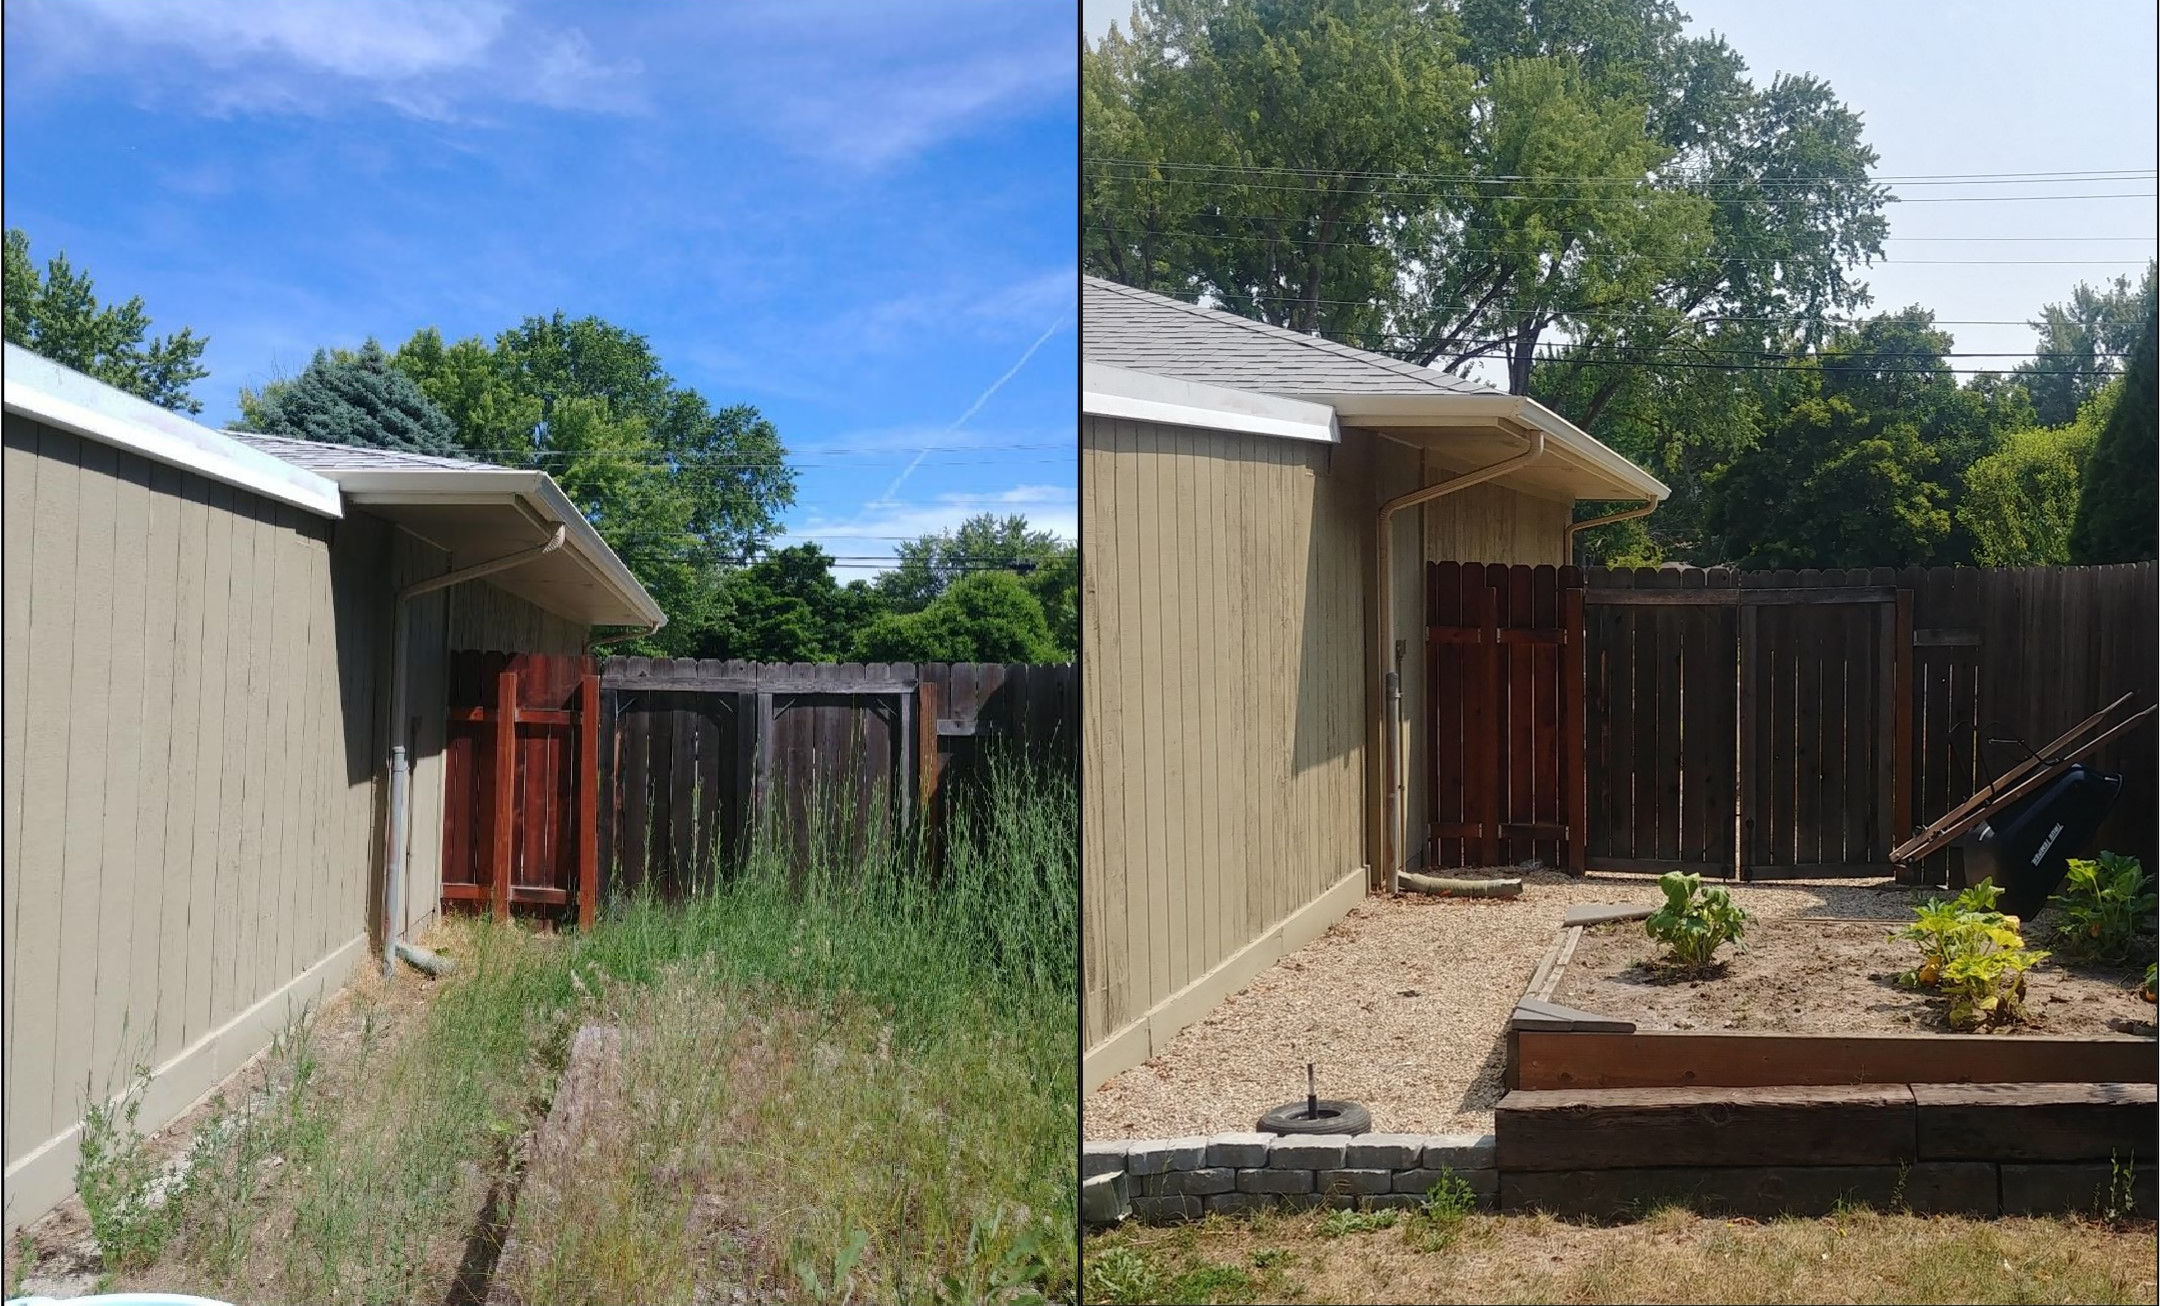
[1083,157,2157,186]
[1100,287,2126,328]
[1097,220,2158,264]
[1085,165,2153,205]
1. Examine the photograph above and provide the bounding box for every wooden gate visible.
[1426,563,1586,871]
[442,651,601,925]
[1580,569,1912,880]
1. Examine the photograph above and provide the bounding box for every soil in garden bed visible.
[1550,917,2152,1036]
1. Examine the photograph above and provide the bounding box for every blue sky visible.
[4,0,1079,574]
[1086,0,2156,374]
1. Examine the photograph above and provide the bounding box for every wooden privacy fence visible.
[600,659,1078,898]
[441,651,602,926]
[1429,562,2157,885]
[1426,562,1587,872]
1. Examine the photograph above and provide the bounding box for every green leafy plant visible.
[1085,1245,1159,1304]
[74,1057,187,1273]
[2049,852,2156,965]
[1404,1170,1481,1252]
[1892,879,2050,1030]
[1644,871,1751,973]
[1319,1206,1400,1238]
[2143,962,2156,1004]
[2098,1151,2140,1220]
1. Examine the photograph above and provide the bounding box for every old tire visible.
[1258,1100,1371,1135]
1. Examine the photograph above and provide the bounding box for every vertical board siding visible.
[1,418,382,1197]
[1081,415,1370,1052]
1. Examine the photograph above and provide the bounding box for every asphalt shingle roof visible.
[226,430,503,473]
[1084,276,1498,398]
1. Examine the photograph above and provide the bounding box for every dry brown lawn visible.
[1084,1203,2160,1305]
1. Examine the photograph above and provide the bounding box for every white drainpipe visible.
[382,526,568,978]
[1564,500,1660,566]
[1374,431,1546,895]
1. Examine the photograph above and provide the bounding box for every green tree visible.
[1957,381,2116,566]
[2069,313,2158,563]
[876,514,1078,657]
[853,570,1061,664]
[387,315,797,655]
[232,340,461,455]
[1701,353,1950,569]
[710,543,885,662]
[3,228,210,413]
[2014,263,2156,427]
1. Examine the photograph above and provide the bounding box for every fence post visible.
[579,669,600,930]
[918,677,942,865]
[1562,580,1586,875]
[1892,587,1915,879]
[492,665,519,922]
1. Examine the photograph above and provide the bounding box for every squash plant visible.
[1891,878,2050,1030]
[2048,852,2156,966]
[1644,871,1749,973]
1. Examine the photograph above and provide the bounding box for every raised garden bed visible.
[1504,906,2157,1092]
[1492,905,2159,1219]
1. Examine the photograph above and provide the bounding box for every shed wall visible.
[2,417,595,1232]
[3,416,379,1232]
[1081,415,1371,1080]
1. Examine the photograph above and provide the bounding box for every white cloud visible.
[4,0,644,121]
[789,483,1077,575]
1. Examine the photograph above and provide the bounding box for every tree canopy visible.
[233,340,462,455]
[2013,263,2156,428]
[3,227,210,413]
[874,513,1078,658]
[2069,312,2158,564]
[854,569,1063,665]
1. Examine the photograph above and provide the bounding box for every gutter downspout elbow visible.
[1564,500,1660,567]
[382,526,569,979]
[1374,428,1546,896]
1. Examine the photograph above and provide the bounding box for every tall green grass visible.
[107,752,1075,1305]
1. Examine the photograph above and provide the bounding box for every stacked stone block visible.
[1081,1132,1498,1225]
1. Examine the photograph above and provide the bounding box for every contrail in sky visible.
[869,314,1067,508]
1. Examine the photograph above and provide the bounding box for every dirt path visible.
[1083,872,1929,1139]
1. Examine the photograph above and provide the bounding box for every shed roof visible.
[1081,277,1668,504]
[226,429,499,472]
[1083,276,1493,397]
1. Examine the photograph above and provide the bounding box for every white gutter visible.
[334,467,666,628]
[1084,362,1339,444]
[383,526,568,978]
[3,342,343,517]
[1374,432,1547,896]
[1323,390,1670,503]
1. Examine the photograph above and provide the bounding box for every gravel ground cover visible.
[1084,870,1929,1139]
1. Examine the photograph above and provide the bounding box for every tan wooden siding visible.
[2,416,380,1189]
[1081,416,1371,1054]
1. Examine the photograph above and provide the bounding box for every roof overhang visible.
[1084,362,1340,444]
[327,468,665,630]
[3,343,344,517]
[1314,390,1670,505]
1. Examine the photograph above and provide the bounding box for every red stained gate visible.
[442,651,601,927]
[1426,562,1587,872]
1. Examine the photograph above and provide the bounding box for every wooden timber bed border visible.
[1503,906,2159,1092]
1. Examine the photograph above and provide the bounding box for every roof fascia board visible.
[1084,362,1339,444]
[1323,390,1669,502]
[338,467,664,627]
[3,344,343,517]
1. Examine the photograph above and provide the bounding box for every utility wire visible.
[1083,157,2157,186]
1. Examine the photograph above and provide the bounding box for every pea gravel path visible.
[1083,870,1929,1139]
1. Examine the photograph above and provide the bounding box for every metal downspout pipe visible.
[1563,500,1659,566]
[1375,430,1546,896]
[382,526,569,979]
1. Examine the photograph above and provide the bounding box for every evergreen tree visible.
[2069,313,2158,563]
[235,340,461,454]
